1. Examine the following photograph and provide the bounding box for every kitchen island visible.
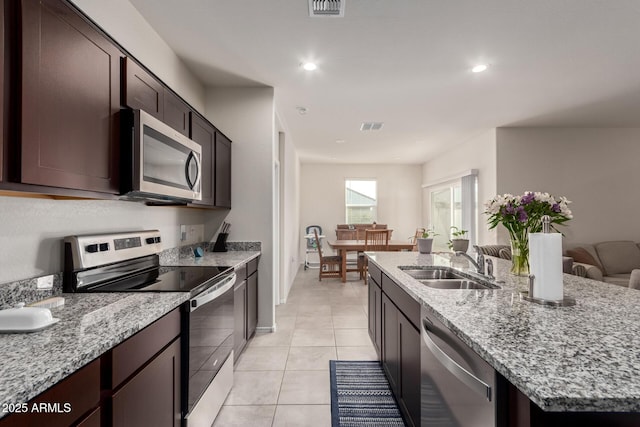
[367,251,640,425]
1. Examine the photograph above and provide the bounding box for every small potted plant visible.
[447,226,469,252]
[416,228,438,254]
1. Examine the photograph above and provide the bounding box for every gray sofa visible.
[564,241,640,288]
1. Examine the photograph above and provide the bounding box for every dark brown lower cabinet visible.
[112,338,181,427]
[233,278,247,360]
[0,308,182,427]
[0,358,100,427]
[247,271,258,339]
[367,275,382,358]
[380,281,422,427]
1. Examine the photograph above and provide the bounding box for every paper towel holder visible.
[520,274,576,307]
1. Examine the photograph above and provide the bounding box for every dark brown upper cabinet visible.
[190,112,215,207]
[163,90,190,137]
[20,0,121,194]
[123,57,190,137]
[215,131,232,208]
[122,57,163,120]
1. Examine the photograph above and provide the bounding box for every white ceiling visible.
[129,0,640,164]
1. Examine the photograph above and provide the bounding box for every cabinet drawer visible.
[368,262,382,287]
[382,273,420,330]
[0,358,100,427]
[247,257,259,277]
[112,308,180,388]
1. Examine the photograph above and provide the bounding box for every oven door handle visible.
[422,319,492,401]
[190,273,236,312]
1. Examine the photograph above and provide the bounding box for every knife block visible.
[213,233,229,252]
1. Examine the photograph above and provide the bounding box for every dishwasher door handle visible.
[422,319,492,401]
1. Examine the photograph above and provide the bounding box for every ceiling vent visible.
[309,0,345,17]
[360,122,384,131]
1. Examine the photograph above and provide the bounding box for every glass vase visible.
[510,236,530,276]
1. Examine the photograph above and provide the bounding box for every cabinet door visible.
[21,0,121,193]
[122,57,163,119]
[215,132,232,208]
[233,280,247,361]
[112,338,181,427]
[382,293,399,394]
[247,272,258,339]
[399,312,420,427]
[190,113,215,207]
[163,90,190,137]
[368,279,382,359]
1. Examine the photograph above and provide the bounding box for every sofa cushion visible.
[603,274,631,287]
[566,247,605,274]
[595,241,640,275]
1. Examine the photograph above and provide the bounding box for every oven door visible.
[184,272,235,424]
[133,109,202,201]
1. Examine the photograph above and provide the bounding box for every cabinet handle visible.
[422,319,492,401]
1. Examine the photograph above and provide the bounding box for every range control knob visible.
[86,244,99,253]
[99,243,110,252]
[145,238,155,244]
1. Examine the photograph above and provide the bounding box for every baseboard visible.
[256,325,276,333]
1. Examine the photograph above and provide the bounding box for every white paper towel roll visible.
[529,232,563,301]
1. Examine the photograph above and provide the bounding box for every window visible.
[430,183,462,251]
[345,179,377,223]
[428,173,477,252]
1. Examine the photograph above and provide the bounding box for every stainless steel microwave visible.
[121,109,202,203]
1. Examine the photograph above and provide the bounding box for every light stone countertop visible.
[161,250,260,270]
[367,251,640,413]
[0,250,260,419]
[0,292,189,419]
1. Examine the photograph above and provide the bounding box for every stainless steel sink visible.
[398,266,500,290]
[417,279,493,290]
[400,268,464,280]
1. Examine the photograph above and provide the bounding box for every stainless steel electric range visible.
[63,230,236,427]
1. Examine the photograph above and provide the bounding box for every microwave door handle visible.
[185,151,201,190]
[422,319,492,401]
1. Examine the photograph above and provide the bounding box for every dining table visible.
[326,239,415,282]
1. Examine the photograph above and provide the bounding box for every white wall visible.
[299,163,422,261]
[0,0,213,285]
[0,197,205,283]
[70,0,205,111]
[496,128,640,245]
[422,130,498,246]
[281,134,301,302]
[205,87,276,330]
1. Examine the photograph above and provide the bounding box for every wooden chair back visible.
[364,229,390,251]
[314,230,325,258]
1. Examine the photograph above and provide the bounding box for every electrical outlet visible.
[180,224,204,246]
[180,225,187,241]
[37,275,54,290]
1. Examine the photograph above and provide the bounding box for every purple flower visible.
[552,203,561,213]
[521,192,535,205]
[516,206,528,222]
[504,203,515,215]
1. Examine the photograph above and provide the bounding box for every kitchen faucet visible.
[455,245,486,275]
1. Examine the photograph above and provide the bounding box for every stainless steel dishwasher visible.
[421,306,497,426]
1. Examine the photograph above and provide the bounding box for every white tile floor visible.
[213,267,377,427]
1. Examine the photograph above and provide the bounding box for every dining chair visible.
[359,229,390,280]
[315,229,342,281]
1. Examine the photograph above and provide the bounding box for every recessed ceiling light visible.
[472,64,488,73]
[296,106,308,115]
[302,62,317,71]
[335,139,346,144]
